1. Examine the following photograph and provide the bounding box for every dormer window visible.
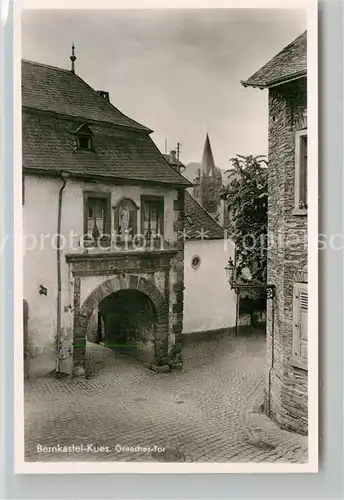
[73,123,94,152]
[77,134,92,150]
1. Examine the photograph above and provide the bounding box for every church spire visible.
[192,133,220,216]
[201,133,216,177]
[70,43,76,73]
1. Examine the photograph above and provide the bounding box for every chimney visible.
[170,150,177,162]
[168,149,183,174]
[97,90,110,102]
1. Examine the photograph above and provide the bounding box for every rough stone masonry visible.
[265,78,308,435]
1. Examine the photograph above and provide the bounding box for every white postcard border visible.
[13,0,318,474]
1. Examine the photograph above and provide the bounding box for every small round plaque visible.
[191,255,201,269]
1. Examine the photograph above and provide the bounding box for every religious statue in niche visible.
[119,205,131,234]
[113,198,139,240]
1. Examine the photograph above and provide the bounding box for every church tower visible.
[193,134,220,216]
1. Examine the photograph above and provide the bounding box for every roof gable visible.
[73,123,93,136]
[22,60,151,131]
[242,31,307,88]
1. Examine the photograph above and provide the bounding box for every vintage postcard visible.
[14,0,318,473]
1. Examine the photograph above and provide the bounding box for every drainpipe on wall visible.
[235,291,240,336]
[233,246,239,336]
[267,297,276,417]
[56,171,69,375]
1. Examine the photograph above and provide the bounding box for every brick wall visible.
[265,78,308,434]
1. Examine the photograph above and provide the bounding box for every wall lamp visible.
[225,257,276,300]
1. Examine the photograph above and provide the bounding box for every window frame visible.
[77,133,93,151]
[291,282,308,371]
[140,195,164,238]
[83,191,111,247]
[293,129,308,216]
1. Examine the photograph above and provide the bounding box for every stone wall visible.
[169,189,185,368]
[67,250,184,376]
[265,78,308,434]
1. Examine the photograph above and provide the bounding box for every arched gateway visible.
[73,274,170,376]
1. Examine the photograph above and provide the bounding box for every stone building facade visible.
[242,32,308,434]
[22,58,191,378]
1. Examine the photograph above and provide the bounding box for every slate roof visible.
[23,112,191,186]
[163,153,184,168]
[241,31,307,88]
[184,192,224,240]
[22,60,191,187]
[22,60,151,131]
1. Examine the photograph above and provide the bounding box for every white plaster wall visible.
[23,174,178,377]
[183,239,237,333]
[23,175,64,376]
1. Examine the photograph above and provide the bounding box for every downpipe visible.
[233,246,239,336]
[267,296,275,417]
[56,172,69,375]
[235,290,240,336]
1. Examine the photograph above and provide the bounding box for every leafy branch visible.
[220,154,268,287]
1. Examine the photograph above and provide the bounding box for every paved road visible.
[24,330,307,463]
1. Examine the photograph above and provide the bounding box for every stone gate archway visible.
[73,274,169,376]
[98,289,156,359]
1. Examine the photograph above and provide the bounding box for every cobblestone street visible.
[24,330,308,463]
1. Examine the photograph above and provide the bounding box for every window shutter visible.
[159,199,164,236]
[299,289,308,362]
[293,283,308,365]
[129,209,137,236]
[294,130,308,210]
[104,196,111,236]
[140,196,164,237]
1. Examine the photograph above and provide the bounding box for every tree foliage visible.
[221,154,268,285]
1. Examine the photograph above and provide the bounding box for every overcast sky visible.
[22,8,306,170]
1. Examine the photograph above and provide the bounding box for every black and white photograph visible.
[15,0,318,473]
